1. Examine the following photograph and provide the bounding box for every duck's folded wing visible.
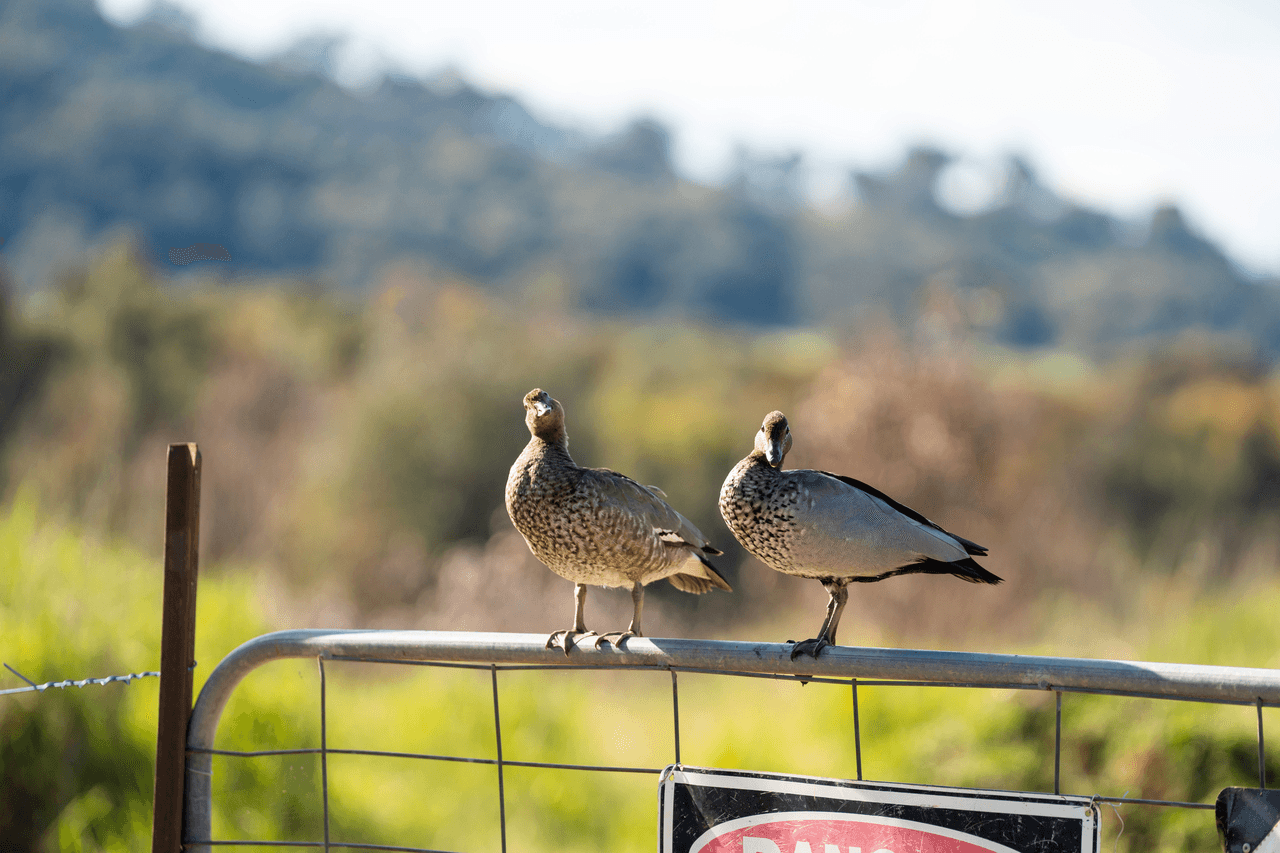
[584,468,721,555]
[789,470,974,565]
[817,471,987,555]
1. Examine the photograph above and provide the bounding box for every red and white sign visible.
[690,812,1023,853]
[660,767,1099,853]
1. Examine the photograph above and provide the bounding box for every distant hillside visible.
[3,0,1279,355]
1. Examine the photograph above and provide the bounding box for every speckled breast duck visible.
[720,410,1000,658]
[506,388,731,653]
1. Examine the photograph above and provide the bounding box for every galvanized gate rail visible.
[183,629,1280,851]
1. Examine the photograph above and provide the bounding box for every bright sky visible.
[99,0,1280,275]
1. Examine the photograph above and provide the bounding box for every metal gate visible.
[181,629,1280,851]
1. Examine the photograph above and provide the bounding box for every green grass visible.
[2,492,1278,851]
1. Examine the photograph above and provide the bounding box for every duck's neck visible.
[533,432,573,462]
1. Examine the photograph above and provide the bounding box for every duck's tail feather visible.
[952,535,989,557]
[669,553,733,594]
[850,556,1002,585]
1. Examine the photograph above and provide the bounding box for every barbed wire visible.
[1,661,160,697]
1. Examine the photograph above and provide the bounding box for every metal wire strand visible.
[186,745,659,774]
[319,657,331,853]
[1259,697,1267,789]
[1091,795,1215,810]
[491,665,507,853]
[192,841,462,851]
[1055,691,1063,795]
[851,678,863,781]
[671,669,682,766]
[1,662,159,697]
[326,655,1278,707]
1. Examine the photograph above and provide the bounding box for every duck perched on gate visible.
[506,388,731,654]
[720,410,1000,658]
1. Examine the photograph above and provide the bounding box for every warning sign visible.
[659,767,1099,853]
[1216,788,1280,853]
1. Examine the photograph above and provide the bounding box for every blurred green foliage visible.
[3,240,1280,849]
[2,493,1278,851]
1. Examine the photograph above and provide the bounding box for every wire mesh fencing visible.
[182,630,1279,852]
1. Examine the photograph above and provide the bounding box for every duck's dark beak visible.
[531,392,553,417]
[765,435,785,467]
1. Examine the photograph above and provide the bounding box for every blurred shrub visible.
[2,491,1277,851]
[1095,349,1280,569]
[0,491,213,849]
[2,240,1280,639]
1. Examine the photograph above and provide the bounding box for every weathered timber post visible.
[151,443,201,853]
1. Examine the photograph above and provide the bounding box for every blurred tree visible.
[0,269,64,454]
[854,146,952,218]
[728,145,804,211]
[6,0,1280,356]
[583,118,675,183]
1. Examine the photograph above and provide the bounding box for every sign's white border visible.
[1257,820,1280,853]
[660,768,1098,853]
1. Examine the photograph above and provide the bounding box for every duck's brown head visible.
[753,410,792,468]
[523,388,567,445]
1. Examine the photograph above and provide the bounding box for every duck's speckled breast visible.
[719,457,801,574]
[506,441,674,587]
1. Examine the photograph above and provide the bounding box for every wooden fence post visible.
[151,443,201,853]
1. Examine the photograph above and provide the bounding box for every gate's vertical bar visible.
[851,679,863,781]
[491,665,507,853]
[1054,691,1062,795]
[152,443,201,853]
[671,670,682,765]
[320,658,331,852]
[1259,698,1267,789]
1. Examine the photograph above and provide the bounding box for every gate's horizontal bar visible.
[184,629,1280,849]
[200,629,1280,720]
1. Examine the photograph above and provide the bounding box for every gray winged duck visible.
[506,389,731,653]
[720,411,1000,658]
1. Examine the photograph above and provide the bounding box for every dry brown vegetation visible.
[4,239,1280,654]
[6,241,1280,851]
